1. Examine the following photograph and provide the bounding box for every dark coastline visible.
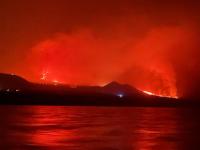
[0,73,197,107]
[0,90,193,107]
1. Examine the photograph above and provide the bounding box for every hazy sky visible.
[1,0,200,98]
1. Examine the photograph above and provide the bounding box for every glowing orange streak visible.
[142,90,178,99]
[143,90,154,96]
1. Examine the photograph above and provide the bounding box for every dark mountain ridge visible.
[0,73,187,107]
[0,73,31,90]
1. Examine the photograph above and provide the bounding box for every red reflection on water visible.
[26,106,77,147]
[132,108,180,150]
[0,106,189,150]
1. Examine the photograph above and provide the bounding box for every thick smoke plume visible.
[29,25,196,98]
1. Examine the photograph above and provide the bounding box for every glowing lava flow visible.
[142,90,178,99]
[41,71,48,81]
[143,91,154,96]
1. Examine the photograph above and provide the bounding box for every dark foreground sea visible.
[0,106,200,150]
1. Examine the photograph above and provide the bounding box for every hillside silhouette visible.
[0,73,192,107]
[0,73,31,89]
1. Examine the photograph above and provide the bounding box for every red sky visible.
[0,0,200,98]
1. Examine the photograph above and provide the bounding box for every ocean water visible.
[0,106,200,150]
